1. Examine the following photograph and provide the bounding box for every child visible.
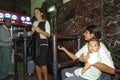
[65,38,101,80]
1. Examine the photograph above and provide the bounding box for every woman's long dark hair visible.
[34,7,46,20]
[31,16,36,24]
[85,25,102,40]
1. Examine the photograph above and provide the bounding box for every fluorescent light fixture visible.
[63,0,71,4]
[47,5,56,12]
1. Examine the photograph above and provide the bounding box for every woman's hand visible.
[29,31,34,36]
[35,27,43,33]
[58,45,65,50]
[58,45,78,60]
[80,54,89,63]
[32,27,36,32]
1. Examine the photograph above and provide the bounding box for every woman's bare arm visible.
[58,45,78,60]
[35,27,50,37]
[93,62,115,74]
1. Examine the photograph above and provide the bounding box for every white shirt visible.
[33,20,50,39]
[74,52,101,80]
[75,42,115,69]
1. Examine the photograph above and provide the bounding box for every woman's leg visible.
[65,76,87,80]
[36,65,42,80]
[99,73,111,80]
[41,65,48,80]
[61,67,79,80]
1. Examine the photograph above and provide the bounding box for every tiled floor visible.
[5,69,62,80]
[5,60,60,80]
[3,53,62,80]
[4,73,54,80]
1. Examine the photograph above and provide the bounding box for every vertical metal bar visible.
[23,29,27,80]
[52,34,58,80]
[14,41,18,80]
[77,37,80,50]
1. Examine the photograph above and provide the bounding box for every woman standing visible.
[31,7,50,80]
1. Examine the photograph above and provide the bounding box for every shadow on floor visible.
[4,73,56,80]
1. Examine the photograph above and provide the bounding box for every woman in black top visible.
[31,7,50,80]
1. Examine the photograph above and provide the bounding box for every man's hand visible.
[13,34,18,39]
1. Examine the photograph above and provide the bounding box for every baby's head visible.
[88,38,100,53]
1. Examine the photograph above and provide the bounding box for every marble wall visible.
[57,0,120,79]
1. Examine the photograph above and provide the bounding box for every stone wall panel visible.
[57,0,120,79]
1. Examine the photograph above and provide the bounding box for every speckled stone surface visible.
[57,0,120,79]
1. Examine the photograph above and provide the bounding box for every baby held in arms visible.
[65,38,102,80]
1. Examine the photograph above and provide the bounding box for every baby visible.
[65,39,102,80]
